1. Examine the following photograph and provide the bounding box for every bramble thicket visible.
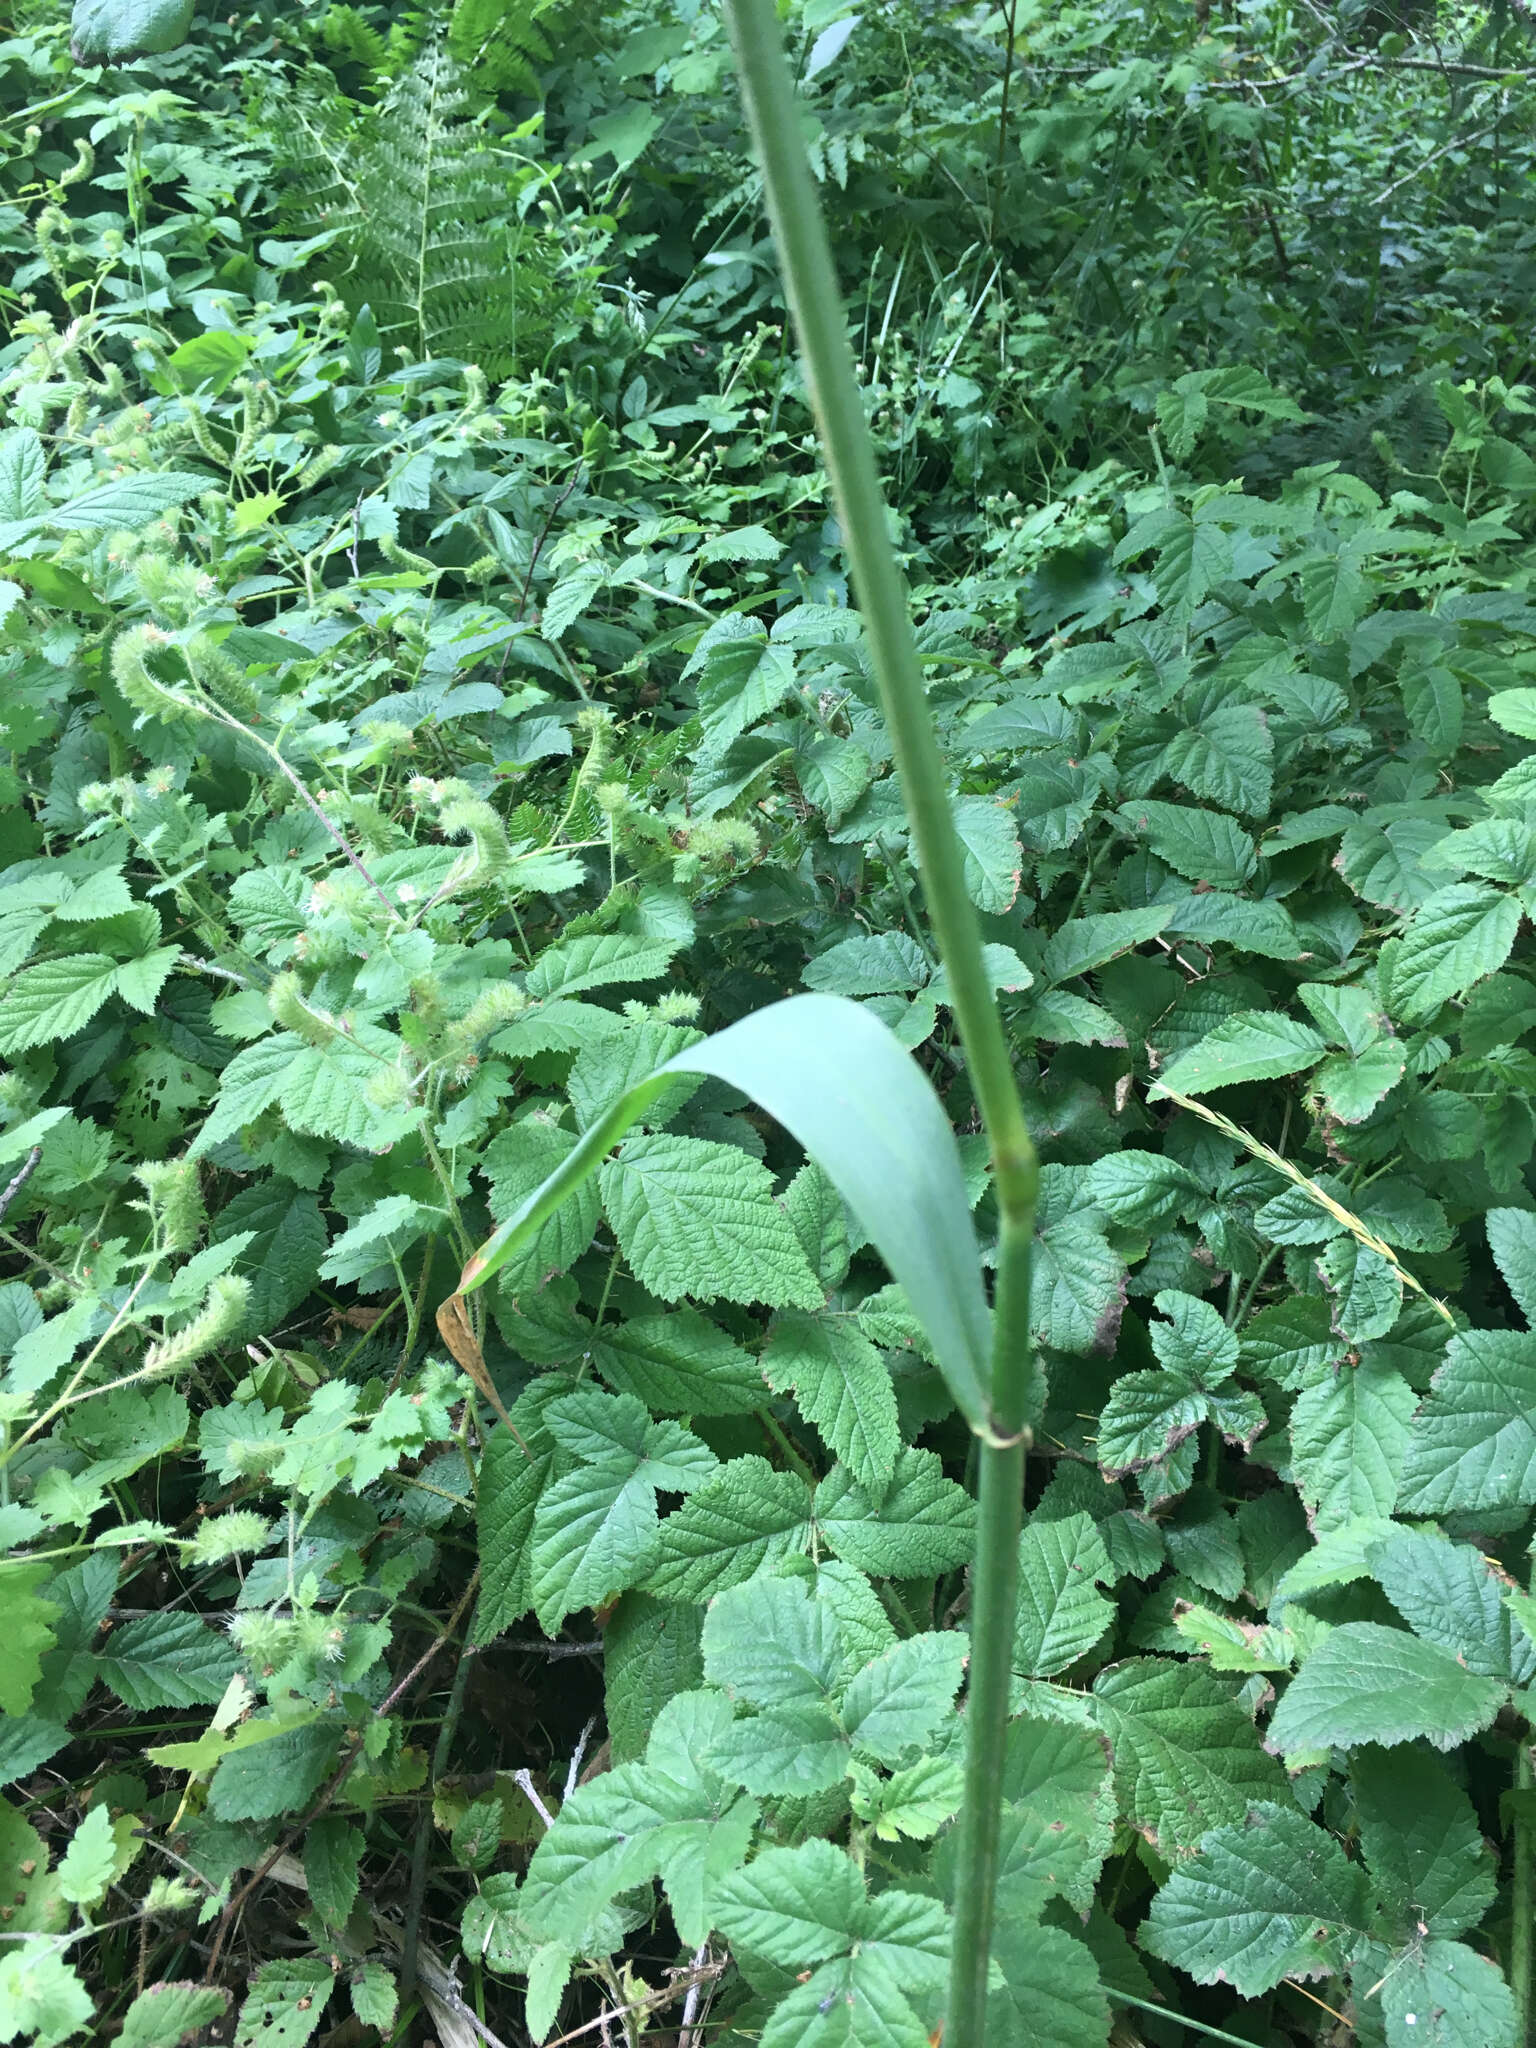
[4,3,1536,2046]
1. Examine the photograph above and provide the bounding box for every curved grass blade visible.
[459,992,992,1431]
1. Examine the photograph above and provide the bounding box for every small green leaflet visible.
[712,1838,950,2048]
[764,1310,901,1492]
[118,1983,231,2048]
[1267,1623,1508,1757]
[521,1690,758,1950]
[1149,1011,1328,1098]
[1091,1658,1285,1853]
[599,1135,822,1309]
[1380,883,1521,1024]
[1013,1512,1115,1679]
[1143,1802,1369,1995]
[1395,1327,1536,1513]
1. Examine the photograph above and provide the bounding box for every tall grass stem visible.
[721,4,1041,2040]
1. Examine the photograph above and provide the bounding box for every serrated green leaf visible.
[590,1311,765,1415]
[1352,1746,1496,1941]
[1369,1527,1536,1684]
[764,1311,900,1492]
[0,955,121,1054]
[1291,1361,1416,1530]
[1372,1938,1519,2048]
[1150,1010,1328,1097]
[1014,1512,1114,1679]
[531,1392,715,1630]
[118,1983,231,2048]
[1032,1222,1124,1354]
[841,1632,966,1761]
[233,1957,333,2048]
[208,1719,341,1821]
[304,1817,362,1928]
[1485,1207,1536,1326]
[600,1135,823,1309]
[803,932,930,997]
[702,1575,845,1709]
[603,1594,704,1764]
[57,1805,118,1909]
[0,1565,59,1717]
[98,1611,240,1711]
[814,1448,976,1577]
[1381,883,1522,1024]
[522,1691,757,1950]
[1096,1371,1207,1479]
[523,932,680,1001]
[1267,1623,1507,1757]
[1143,1802,1369,1994]
[986,1920,1110,2048]
[1396,1327,1536,1513]
[643,1457,813,1603]
[948,795,1023,913]
[1091,1658,1286,1853]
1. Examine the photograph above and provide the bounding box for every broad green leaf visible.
[840,1632,967,1762]
[57,1805,119,1909]
[701,1576,844,1709]
[849,1754,963,1842]
[208,1718,341,1821]
[1352,1746,1496,1941]
[764,1311,900,1492]
[949,795,1023,913]
[1290,1362,1416,1530]
[233,1958,333,2048]
[814,1448,976,1578]
[522,1691,757,1950]
[1371,1938,1519,2048]
[1396,1327,1536,1513]
[1087,1151,1201,1230]
[523,932,680,1001]
[1143,1802,1369,1994]
[1095,1371,1207,1478]
[98,1612,240,1710]
[1014,1512,1114,1679]
[0,1945,93,2048]
[1032,1222,1124,1354]
[70,0,195,61]
[1267,1623,1507,1757]
[462,994,995,1432]
[531,1392,715,1630]
[590,1312,764,1416]
[603,1594,704,1765]
[1368,1527,1536,1684]
[1485,1207,1536,1326]
[600,1135,822,1309]
[118,1984,231,2048]
[304,1817,363,1928]
[1039,907,1170,986]
[1115,800,1257,890]
[1150,1011,1328,1098]
[0,955,121,1054]
[1160,700,1272,815]
[1381,883,1521,1024]
[986,1921,1110,2048]
[714,1841,949,2048]
[1091,1658,1285,1853]
[0,1565,59,1716]
[803,932,930,997]
[643,1457,813,1603]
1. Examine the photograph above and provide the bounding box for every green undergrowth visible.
[2,2,1536,2045]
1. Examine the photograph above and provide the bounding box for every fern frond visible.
[449,0,557,96]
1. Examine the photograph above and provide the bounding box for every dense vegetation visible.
[4,0,1536,2043]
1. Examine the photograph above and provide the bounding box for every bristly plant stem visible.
[722,5,1041,2041]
